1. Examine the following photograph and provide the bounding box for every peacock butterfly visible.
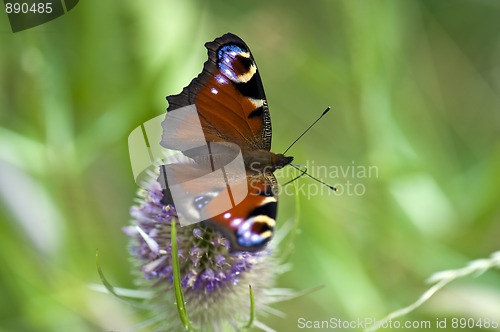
[158,33,293,252]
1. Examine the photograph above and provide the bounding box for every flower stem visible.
[242,285,255,330]
[171,220,196,331]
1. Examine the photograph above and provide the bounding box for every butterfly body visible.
[160,33,292,251]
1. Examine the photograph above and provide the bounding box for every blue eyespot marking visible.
[217,44,253,83]
[236,216,273,247]
[193,192,219,210]
[194,195,211,210]
[218,44,246,60]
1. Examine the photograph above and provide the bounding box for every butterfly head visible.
[273,153,294,170]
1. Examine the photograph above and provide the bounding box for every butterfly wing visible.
[162,33,272,152]
[206,172,278,251]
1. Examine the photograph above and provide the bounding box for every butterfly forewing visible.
[166,33,272,151]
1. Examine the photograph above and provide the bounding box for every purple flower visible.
[124,174,291,331]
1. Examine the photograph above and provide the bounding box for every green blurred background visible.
[1,0,500,331]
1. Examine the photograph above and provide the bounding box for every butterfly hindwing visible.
[206,173,277,250]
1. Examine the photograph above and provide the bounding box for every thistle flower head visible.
[124,174,290,331]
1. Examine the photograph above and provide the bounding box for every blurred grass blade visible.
[95,249,145,308]
[96,249,123,299]
[365,251,500,332]
[88,283,153,299]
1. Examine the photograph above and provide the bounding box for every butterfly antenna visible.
[282,164,308,186]
[282,106,332,155]
[283,164,337,191]
[292,164,337,191]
